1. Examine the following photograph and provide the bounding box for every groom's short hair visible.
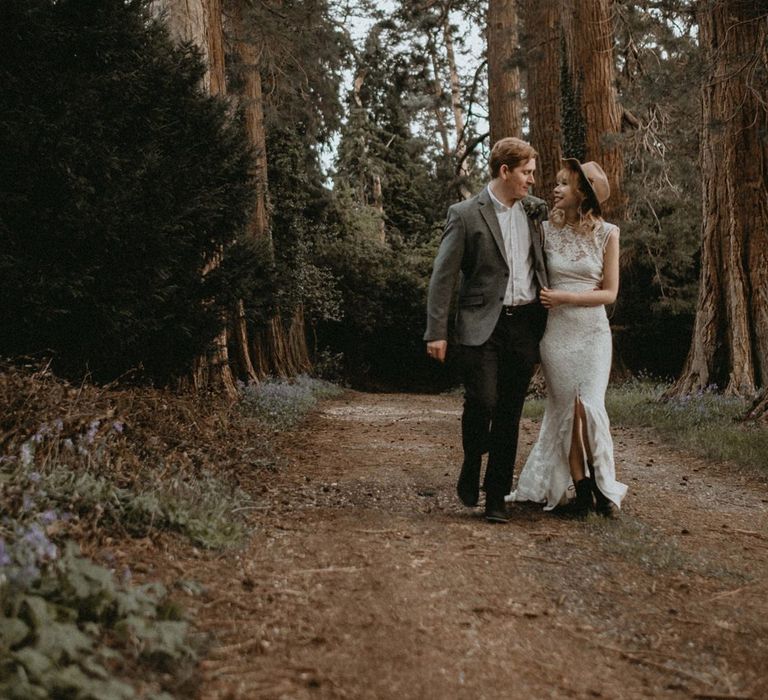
[489,137,538,178]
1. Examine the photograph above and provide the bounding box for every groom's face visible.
[500,158,536,202]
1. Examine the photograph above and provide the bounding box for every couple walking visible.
[425,137,627,523]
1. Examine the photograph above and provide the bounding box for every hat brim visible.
[561,158,602,216]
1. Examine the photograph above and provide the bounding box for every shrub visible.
[0,0,272,382]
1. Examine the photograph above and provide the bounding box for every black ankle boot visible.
[573,478,594,518]
[591,478,618,519]
[554,478,593,519]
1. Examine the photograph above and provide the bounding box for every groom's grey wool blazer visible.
[424,187,549,347]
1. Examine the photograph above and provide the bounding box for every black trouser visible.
[461,303,546,504]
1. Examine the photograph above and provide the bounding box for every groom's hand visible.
[427,340,447,363]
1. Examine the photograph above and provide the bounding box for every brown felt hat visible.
[562,158,610,214]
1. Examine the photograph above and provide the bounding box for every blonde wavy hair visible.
[548,167,603,235]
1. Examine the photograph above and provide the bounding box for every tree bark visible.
[154,0,240,397]
[522,0,562,203]
[561,0,626,221]
[487,0,523,143]
[429,43,452,158]
[230,1,312,379]
[672,1,768,400]
[443,15,472,199]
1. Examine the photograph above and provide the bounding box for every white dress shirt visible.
[487,186,537,306]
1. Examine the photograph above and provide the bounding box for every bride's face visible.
[553,170,582,212]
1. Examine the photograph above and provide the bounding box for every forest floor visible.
[117,391,768,700]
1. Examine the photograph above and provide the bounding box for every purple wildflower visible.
[0,539,11,567]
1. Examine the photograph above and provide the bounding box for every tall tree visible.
[521,0,561,202]
[228,0,278,379]
[237,0,348,376]
[561,0,627,220]
[672,1,768,398]
[487,0,523,142]
[153,0,239,395]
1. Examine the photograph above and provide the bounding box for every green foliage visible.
[612,1,702,377]
[3,452,250,550]
[1,541,194,699]
[242,0,351,145]
[266,125,343,322]
[0,0,271,382]
[314,219,456,389]
[335,23,454,244]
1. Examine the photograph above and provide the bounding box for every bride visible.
[507,158,627,517]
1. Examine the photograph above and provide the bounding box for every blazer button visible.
[498,297,504,301]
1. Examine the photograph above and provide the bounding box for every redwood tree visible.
[522,0,562,203]
[487,0,523,143]
[561,0,627,220]
[672,1,768,400]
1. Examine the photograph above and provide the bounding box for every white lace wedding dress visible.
[507,220,628,510]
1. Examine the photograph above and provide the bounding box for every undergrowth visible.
[523,378,767,472]
[240,373,344,429]
[1,531,193,699]
[1,363,344,698]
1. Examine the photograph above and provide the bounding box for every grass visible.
[523,378,767,472]
[586,514,687,574]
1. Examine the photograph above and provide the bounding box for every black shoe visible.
[484,496,509,523]
[457,459,481,507]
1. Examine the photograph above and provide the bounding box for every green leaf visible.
[19,596,52,631]
[0,617,30,648]
[35,621,92,661]
[12,647,52,682]
[49,663,135,699]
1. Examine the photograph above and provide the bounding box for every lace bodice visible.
[543,220,615,292]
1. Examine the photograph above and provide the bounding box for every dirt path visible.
[169,391,768,699]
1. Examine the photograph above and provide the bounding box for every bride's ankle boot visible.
[589,469,618,519]
[573,478,594,518]
[592,479,619,519]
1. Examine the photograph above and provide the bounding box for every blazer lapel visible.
[478,187,508,264]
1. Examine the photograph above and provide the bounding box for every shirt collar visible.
[487,185,521,214]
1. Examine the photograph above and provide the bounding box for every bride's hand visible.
[540,287,569,308]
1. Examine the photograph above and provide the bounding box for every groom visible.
[425,137,548,523]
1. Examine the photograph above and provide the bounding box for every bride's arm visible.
[540,229,620,308]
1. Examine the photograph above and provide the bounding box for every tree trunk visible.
[487,0,523,143]
[522,0,562,203]
[442,16,472,199]
[671,1,768,400]
[429,43,452,158]
[561,0,626,221]
[744,387,768,423]
[154,0,239,397]
[229,1,311,378]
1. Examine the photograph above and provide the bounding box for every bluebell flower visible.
[86,419,101,444]
[0,539,11,567]
[40,510,58,525]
